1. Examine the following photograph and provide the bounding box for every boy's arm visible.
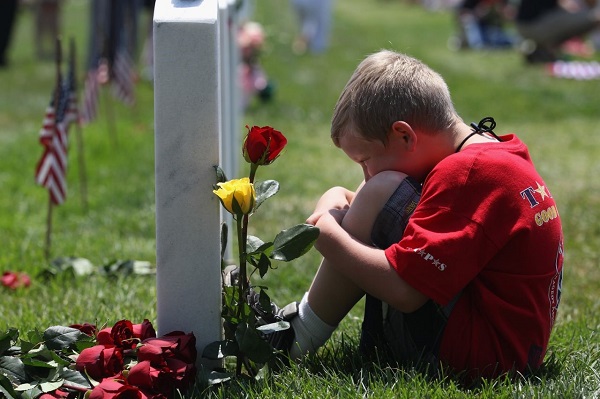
[306,185,359,226]
[312,172,428,313]
[314,211,428,313]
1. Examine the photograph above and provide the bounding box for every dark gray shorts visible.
[361,177,455,369]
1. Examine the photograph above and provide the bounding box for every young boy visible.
[260,50,564,379]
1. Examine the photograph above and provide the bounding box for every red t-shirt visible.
[385,134,564,378]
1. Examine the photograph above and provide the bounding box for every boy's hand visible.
[312,209,347,253]
[326,208,348,225]
[306,186,356,225]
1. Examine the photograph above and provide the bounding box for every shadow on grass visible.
[195,333,566,398]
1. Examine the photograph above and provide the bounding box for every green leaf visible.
[49,351,71,367]
[16,385,42,399]
[14,382,37,391]
[213,164,228,184]
[0,373,19,399]
[101,259,155,276]
[43,326,84,351]
[130,260,155,275]
[39,379,64,393]
[258,290,272,316]
[51,257,96,276]
[20,358,55,369]
[256,321,290,335]
[19,329,43,354]
[206,370,233,386]
[271,224,320,261]
[235,323,273,364]
[0,328,18,356]
[247,235,267,254]
[74,338,97,353]
[58,367,92,390]
[0,356,28,384]
[202,340,239,360]
[220,222,229,259]
[254,180,279,210]
[256,253,271,278]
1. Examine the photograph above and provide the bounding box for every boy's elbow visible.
[396,297,429,313]
[386,281,429,313]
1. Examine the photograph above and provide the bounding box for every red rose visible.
[70,323,98,337]
[1,271,31,289]
[127,360,174,396]
[89,379,146,399]
[96,320,137,349]
[242,125,287,165]
[139,332,196,364]
[97,320,157,349]
[136,341,166,366]
[111,320,137,349]
[38,389,70,399]
[132,319,156,341]
[76,345,124,380]
[164,357,197,390]
[128,358,196,395]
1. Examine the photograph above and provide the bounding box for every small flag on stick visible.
[111,46,135,106]
[35,75,69,205]
[81,67,100,125]
[35,38,69,259]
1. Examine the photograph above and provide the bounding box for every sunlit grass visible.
[1,0,599,397]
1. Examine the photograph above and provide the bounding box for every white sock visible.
[289,293,337,359]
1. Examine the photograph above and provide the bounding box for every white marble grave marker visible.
[153,0,223,363]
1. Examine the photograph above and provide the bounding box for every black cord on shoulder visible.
[469,117,502,142]
[456,117,502,153]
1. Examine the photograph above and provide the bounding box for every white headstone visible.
[218,0,242,263]
[153,0,222,363]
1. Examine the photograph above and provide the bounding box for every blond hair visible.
[331,50,457,145]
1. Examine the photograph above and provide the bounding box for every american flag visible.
[64,48,80,127]
[80,68,99,124]
[547,61,600,80]
[111,46,135,106]
[35,83,70,205]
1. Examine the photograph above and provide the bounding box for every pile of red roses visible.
[65,320,196,399]
[1,271,31,289]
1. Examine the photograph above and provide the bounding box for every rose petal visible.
[97,328,114,345]
[132,319,156,341]
[76,345,106,380]
[127,360,153,389]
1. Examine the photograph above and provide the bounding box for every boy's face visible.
[338,129,405,181]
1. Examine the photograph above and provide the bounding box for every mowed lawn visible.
[1,0,599,397]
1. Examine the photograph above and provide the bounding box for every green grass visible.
[1,0,599,397]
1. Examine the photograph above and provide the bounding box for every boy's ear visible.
[390,121,417,151]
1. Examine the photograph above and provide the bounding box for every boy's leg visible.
[306,259,363,327]
[289,171,415,357]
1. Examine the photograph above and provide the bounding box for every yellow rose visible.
[213,177,255,215]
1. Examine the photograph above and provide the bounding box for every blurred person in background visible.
[237,21,274,109]
[33,0,63,60]
[0,0,19,68]
[450,0,516,50]
[291,0,333,54]
[515,0,600,62]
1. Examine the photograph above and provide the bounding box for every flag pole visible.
[103,82,118,147]
[45,192,53,261]
[70,38,88,213]
[45,37,63,260]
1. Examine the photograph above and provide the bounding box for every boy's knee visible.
[369,170,408,183]
[341,172,411,242]
[362,171,409,197]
